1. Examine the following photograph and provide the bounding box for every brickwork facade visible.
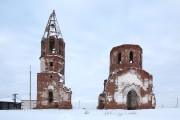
[36,10,72,109]
[98,44,156,109]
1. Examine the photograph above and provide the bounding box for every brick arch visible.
[129,50,134,63]
[127,90,138,110]
[123,84,141,106]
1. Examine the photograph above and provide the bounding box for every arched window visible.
[49,62,53,67]
[49,39,55,54]
[118,52,122,64]
[41,41,45,55]
[127,90,137,110]
[59,42,62,55]
[139,54,142,65]
[48,91,53,103]
[129,51,133,63]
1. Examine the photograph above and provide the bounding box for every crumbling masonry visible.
[98,44,156,109]
[36,10,72,109]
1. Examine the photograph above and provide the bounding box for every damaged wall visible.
[36,37,72,109]
[98,44,156,109]
[36,10,72,109]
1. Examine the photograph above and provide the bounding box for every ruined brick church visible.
[98,44,156,109]
[36,10,72,109]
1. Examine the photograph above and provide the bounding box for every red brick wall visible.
[98,44,156,109]
[36,36,72,109]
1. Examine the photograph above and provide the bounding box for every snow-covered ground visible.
[0,108,179,120]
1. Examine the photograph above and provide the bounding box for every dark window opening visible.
[50,75,52,78]
[41,41,45,55]
[49,39,55,54]
[129,51,133,63]
[51,24,55,28]
[59,43,62,55]
[127,90,137,110]
[48,91,53,103]
[50,62,53,67]
[139,54,142,65]
[118,52,122,64]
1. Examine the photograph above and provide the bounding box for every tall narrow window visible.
[59,43,62,55]
[49,39,55,54]
[127,90,137,110]
[118,52,122,64]
[50,62,53,67]
[48,91,53,103]
[139,54,142,65]
[50,75,52,78]
[41,41,45,55]
[129,51,133,63]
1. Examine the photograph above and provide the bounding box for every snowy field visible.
[0,108,179,120]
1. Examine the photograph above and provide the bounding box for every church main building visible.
[98,44,156,109]
[36,10,72,109]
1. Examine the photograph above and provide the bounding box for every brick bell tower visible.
[36,10,72,109]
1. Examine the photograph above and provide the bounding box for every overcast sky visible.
[0,0,180,109]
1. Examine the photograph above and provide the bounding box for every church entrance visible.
[127,90,138,110]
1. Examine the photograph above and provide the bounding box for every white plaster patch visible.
[58,73,64,82]
[116,83,141,105]
[63,91,69,101]
[107,96,112,102]
[41,91,47,98]
[142,94,148,104]
[111,68,123,75]
[117,71,142,88]
[52,81,57,86]
[48,85,54,90]
[123,85,141,98]
[114,91,122,103]
[149,94,152,101]
[53,91,59,102]
[144,81,148,90]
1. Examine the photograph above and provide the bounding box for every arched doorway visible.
[127,90,138,110]
[48,91,53,103]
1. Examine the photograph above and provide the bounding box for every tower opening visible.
[50,62,53,67]
[49,39,55,54]
[129,51,133,63]
[59,43,62,55]
[50,75,52,78]
[139,54,142,65]
[48,91,53,103]
[127,90,137,110]
[118,52,122,64]
[41,41,45,55]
